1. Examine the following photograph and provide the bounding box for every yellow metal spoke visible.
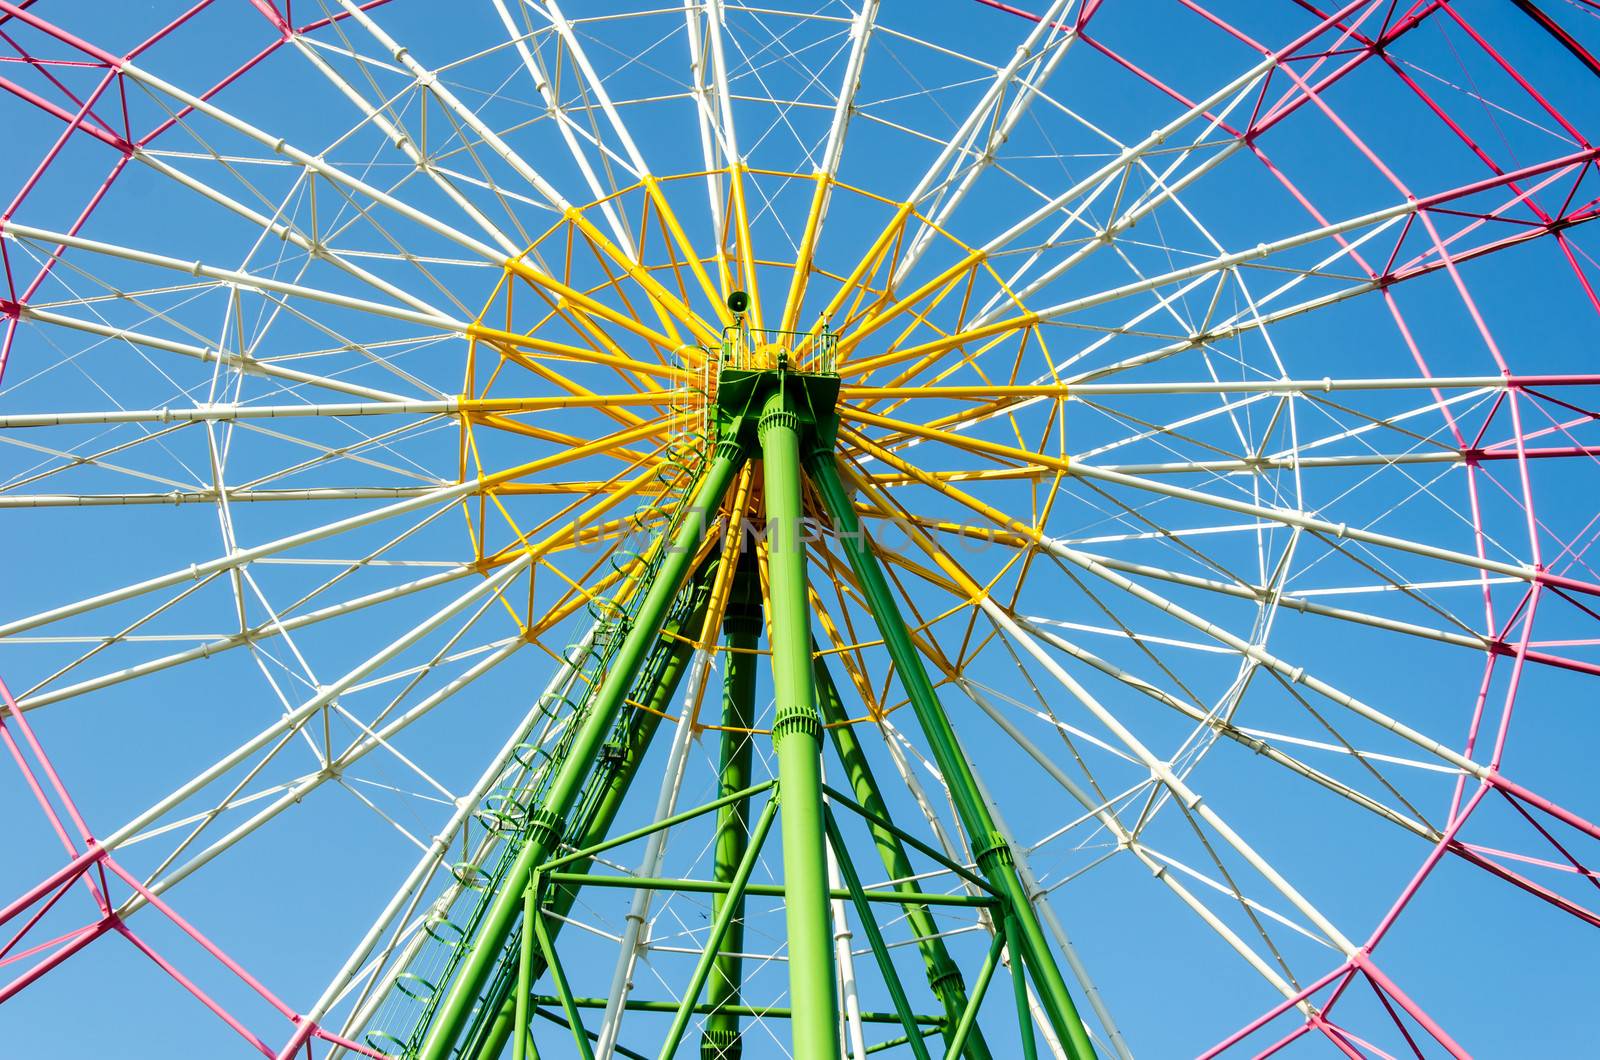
[727,163,765,331]
[807,199,912,345]
[841,405,1069,476]
[778,173,830,334]
[469,323,686,385]
[645,176,731,328]
[843,312,1040,380]
[565,207,720,349]
[835,248,984,360]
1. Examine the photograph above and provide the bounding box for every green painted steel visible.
[538,872,995,907]
[757,385,841,1060]
[418,445,746,1060]
[512,883,535,1060]
[823,809,933,1060]
[529,997,944,1026]
[1008,915,1040,1060]
[528,871,596,1060]
[814,653,995,1060]
[657,796,781,1059]
[471,569,717,1060]
[400,358,1099,1060]
[702,553,760,1060]
[805,451,1100,1060]
[540,780,775,875]
[941,927,1007,1060]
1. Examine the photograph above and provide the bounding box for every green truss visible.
[368,357,1099,1060]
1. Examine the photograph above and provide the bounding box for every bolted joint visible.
[713,438,746,463]
[928,957,965,997]
[757,406,800,444]
[973,832,1015,871]
[525,806,565,850]
[700,1027,743,1060]
[771,705,823,743]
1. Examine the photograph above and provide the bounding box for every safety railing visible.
[719,322,837,375]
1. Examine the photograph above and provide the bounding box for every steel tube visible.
[417,445,745,1060]
[758,387,840,1060]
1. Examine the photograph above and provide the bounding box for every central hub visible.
[713,355,840,459]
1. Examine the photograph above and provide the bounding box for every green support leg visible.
[759,388,841,1060]
[473,570,717,1060]
[814,652,994,1060]
[513,884,535,1060]
[701,555,760,1060]
[822,809,933,1060]
[419,443,747,1060]
[805,451,1098,1060]
[528,872,597,1060]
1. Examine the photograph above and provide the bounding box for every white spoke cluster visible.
[2,2,1598,1058]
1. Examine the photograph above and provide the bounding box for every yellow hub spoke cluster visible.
[451,169,1066,726]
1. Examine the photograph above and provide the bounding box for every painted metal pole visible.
[701,554,760,1060]
[814,653,994,1060]
[827,844,869,1060]
[472,576,715,1060]
[591,651,712,1058]
[758,387,841,1060]
[805,451,1097,1060]
[656,797,781,1060]
[513,884,537,1060]
[822,810,934,1060]
[419,442,746,1060]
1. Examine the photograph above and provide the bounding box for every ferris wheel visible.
[2,0,1599,1056]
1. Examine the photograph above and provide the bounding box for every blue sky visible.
[3,1,1600,1057]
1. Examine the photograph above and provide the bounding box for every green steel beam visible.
[817,784,995,896]
[758,385,840,1060]
[530,997,944,1026]
[823,809,933,1060]
[513,884,536,1060]
[866,1027,945,1055]
[805,450,1099,1060]
[531,1008,651,1060]
[528,871,596,1060]
[419,443,747,1060]
[540,779,775,875]
[658,795,781,1059]
[815,652,995,1060]
[470,564,717,1060]
[539,872,996,907]
[702,553,760,1060]
[941,926,1006,1060]
[1009,915,1040,1060]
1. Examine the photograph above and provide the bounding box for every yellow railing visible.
[719,323,838,375]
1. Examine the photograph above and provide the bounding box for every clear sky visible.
[3,1,1600,1057]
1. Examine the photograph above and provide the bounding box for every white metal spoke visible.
[100,552,531,852]
[2,4,1595,1055]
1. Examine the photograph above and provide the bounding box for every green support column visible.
[805,451,1098,1060]
[420,441,747,1060]
[469,573,716,1060]
[758,386,841,1060]
[701,555,761,1060]
[813,652,994,1060]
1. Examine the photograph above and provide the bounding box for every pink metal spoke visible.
[0,674,385,1057]
[1,0,1596,1052]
